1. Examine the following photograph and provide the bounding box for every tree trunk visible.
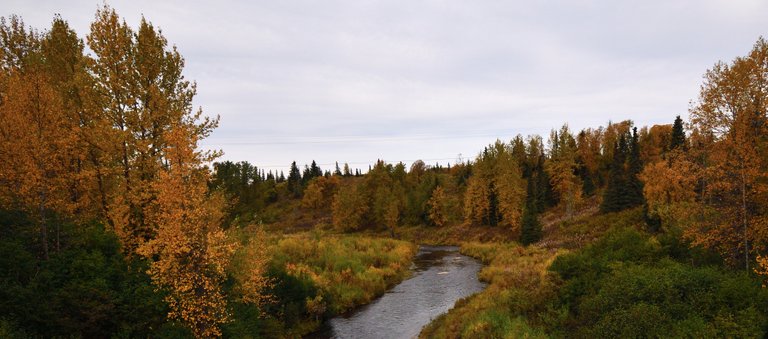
[39,189,49,260]
[742,165,749,271]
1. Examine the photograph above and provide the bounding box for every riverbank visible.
[227,232,416,337]
[319,246,486,338]
[420,242,561,338]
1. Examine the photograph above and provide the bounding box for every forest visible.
[1,5,768,338]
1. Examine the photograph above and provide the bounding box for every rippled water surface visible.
[315,245,486,339]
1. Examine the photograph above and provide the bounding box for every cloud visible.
[6,0,768,172]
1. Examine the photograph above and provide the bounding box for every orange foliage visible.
[546,125,582,218]
[138,126,235,338]
[427,186,448,227]
[639,151,698,225]
[687,37,768,269]
[639,124,673,164]
[302,175,340,210]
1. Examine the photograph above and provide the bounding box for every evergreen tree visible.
[310,160,322,178]
[484,182,501,226]
[302,165,312,186]
[334,162,342,176]
[670,115,686,151]
[580,164,596,197]
[601,135,628,213]
[601,129,645,213]
[520,176,542,245]
[287,161,302,197]
[627,127,645,207]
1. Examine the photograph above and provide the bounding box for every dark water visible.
[314,245,486,339]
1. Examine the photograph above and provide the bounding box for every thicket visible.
[549,227,768,338]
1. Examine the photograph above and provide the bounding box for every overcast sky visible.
[6,1,768,174]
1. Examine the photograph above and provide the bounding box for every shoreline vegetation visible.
[241,231,416,337]
[2,5,768,339]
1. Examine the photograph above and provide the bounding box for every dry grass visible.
[420,242,566,338]
[268,232,417,315]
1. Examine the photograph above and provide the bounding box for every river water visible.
[315,245,486,339]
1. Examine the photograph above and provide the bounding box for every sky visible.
[5,1,768,174]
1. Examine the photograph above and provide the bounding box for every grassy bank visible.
[228,232,416,337]
[420,242,562,338]
[421,208,768,338]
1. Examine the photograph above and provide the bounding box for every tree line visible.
[215,38,768,280]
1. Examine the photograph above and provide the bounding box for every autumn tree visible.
[688,37,768,270]
[85,6,220,254]
[546,125,582,218]
[137,126,235,338]
[638,124,673,164]
[575,128,602,196]
[332,181,368,231]
[464,140,525,233]
[0,16,78,259]
[302,175,340,211]
[427,186,448,227]
[639,151,698,228]
[0,9,271,337]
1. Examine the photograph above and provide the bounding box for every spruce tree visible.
[627,127,645,207]
[334,162,342,176]
[287,161,302,197]
[580,164,596,197]
[670,115,686,151]
[520,177,542,245]
[310,160,322,178]
[601,135,627,213]
[302,165,312,186]
[484,182,501,226]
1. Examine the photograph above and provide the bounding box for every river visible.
[314,245,487,339]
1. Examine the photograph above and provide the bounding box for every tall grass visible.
[270,233,416,314]
[224,231,416,337]
[420,242,564,338]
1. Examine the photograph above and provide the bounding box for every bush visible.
[0,212,171,337]
[550,228,768,337]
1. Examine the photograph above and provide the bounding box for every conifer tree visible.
[287,161,301,197]
[627,127,645,207]
[310,160,322,178]
[601,135,628,213]
[670,115,686,151]
[334,161,342,176]
[520,176,542,245]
